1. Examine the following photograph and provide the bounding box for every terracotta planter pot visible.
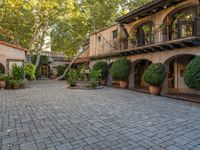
[149,85,162,95]
[0,80,6,89]
[119,81,128,89]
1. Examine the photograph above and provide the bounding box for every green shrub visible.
[25,63,35,80]
[67,70,79,87]
[88,70,101,88]
[143,63,166,86]
[9,79,17,88]
[92,61,108,80]
[89,79,98,89]
[184,56,200,90]
[90,70,101,82]
[0,75,11,84]
[111,58,131,81]
[12,64,24,80]
[57,65,65,77]
[16,79,27,88]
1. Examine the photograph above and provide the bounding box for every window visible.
[112,30,118,39]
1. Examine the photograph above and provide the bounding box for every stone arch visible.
[129,58,152,90]
[0,63,5,75]
[128,17,153,33]
[162,51,199,64]
[160,2,198,41]
[163,54,197,95]
[160,1,198,25]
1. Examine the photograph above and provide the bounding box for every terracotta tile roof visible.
[0,40,28,52]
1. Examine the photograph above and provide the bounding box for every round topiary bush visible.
[143,63,166,86]
[92,61,108,80]
[184,56,200,90]
[111,58,131,81]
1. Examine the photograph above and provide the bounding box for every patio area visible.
[0,80,200,150]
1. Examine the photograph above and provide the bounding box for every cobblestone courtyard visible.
[0,81,200,150]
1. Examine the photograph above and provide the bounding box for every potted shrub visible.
[143,63,166,95]
[111,58,131,88]
[12,64,24,80]
[67,70,79,87]
[89,70,101,89]
[0,75,6,89]
[3,76,12,89]
[10,80,18,89]
[184,56,200,90]
[92,61,108,85]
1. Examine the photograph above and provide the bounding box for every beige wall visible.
[89,0,199,56]
[0,44,26,73]
[90,25,118,57]
[89,0,200,95]
[127,47,200,95]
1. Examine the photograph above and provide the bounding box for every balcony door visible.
[136,22,154,47]
[170,7,195,40]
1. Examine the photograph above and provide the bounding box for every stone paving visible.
[0,80,200,150]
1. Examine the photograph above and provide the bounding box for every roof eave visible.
[115,0,183,24]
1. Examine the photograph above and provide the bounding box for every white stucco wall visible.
[0,44,26,73]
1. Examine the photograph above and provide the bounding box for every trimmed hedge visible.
[143,63,166,86]
[184,56,200,90]
[92,61,108,79]
[111,58,131,81]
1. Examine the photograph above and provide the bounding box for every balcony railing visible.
[115,18,200,51]
[91,18,200,59]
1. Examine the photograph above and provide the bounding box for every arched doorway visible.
[40,64,50,78]
[129,59,152,90]
[164,54,195,94]
[0,63,5,75]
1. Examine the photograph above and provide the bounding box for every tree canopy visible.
[0,0,150,56]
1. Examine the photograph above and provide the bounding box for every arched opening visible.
[163,6,198,41]
[136,22,155,47]
[164,54,195,94]
[129,59,152,90]
[40,64,50,78]
[170,7,195,40]
[0,63,5,75]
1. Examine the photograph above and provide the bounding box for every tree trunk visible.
[56,49,86,80]
[35,52,41,69]
[34,30,45,70]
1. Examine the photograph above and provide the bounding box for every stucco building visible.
[89,0,200,95]
[0,41,28,75]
